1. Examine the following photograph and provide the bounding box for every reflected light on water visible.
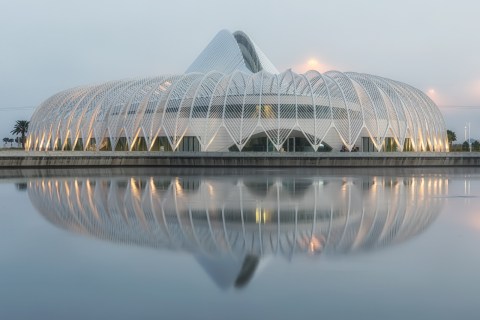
[26,173,447,289]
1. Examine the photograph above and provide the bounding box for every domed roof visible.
[27,30,448,153]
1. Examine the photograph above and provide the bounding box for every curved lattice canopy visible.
[28,30,447,152]
[29,174,444,258]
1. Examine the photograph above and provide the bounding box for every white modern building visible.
[27,30,448,152]
[28,173,445,287]
[29,174,445,259]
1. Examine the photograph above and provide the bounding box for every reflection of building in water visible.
[28,174,446,288]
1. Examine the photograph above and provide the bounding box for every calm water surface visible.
[1,168,480,320]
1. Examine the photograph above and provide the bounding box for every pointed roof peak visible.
[186,30,278,74]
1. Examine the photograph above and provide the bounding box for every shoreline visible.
[0,151,480,168]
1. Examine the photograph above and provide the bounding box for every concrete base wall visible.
[1,151,480,168]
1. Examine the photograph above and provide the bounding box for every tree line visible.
[2,120,29,149]
[447,129,480,152]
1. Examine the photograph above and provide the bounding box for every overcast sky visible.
[1,0,479,143]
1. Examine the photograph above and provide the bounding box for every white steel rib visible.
[28,30,447,152]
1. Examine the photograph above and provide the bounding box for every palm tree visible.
[2,137,9,147]
[447,129,457,150]
[10,120,29,149]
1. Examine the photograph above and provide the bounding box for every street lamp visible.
[469,122,472,152]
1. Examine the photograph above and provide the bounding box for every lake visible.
[1,167,479,319]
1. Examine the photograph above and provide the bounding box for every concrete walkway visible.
[0,151,480,167]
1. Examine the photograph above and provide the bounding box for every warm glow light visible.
[149,178,156,192]
[255,207,261,223]
[255,208,270,224]
[307,59,319,67]
[207,184,214,196]
[308,235,324,255]
[262,104,274,118]
[425,87,449,106]
[262,210,270,223]
[293,57,333,73]
[174,178,184,197]
[130,177,140,199]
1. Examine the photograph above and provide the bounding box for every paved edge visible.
[0,152,479,168]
